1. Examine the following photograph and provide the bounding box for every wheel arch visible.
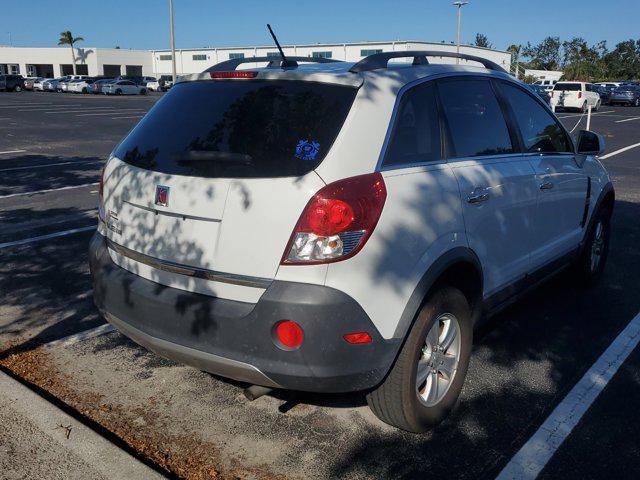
[392,247,484,340]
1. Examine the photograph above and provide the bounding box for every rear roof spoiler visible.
[349,50,508,74]
[206,56,341,72]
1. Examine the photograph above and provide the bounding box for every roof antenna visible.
[267,24,296,69]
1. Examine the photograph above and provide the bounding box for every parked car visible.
[33,78,48,91]
[595,85,613,105]
[90,52,614,433]
[23,77,42,90]
[609,86,640,106]
[550,81,601,112]
[146,80,161,92]
[115,75,156,86]
[0,74,26,92]
[533,79,558,91]
[158,74,174,91]
[102,80,147,95]
[68,77,97,94]
[527,84,551,104]
[58,75,91,92]
[43,77,67,92]
[89,78,114,94]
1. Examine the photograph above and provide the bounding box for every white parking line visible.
[0,159,100,173]
[0,225,95,250]
[0,103,52,108]
[615,116,640,123]
[18,105,82,111]
[45,323,116,347]
[0,182,99,199]
[75,110,146,116]
[556,110,615,119]
[44,108,119,114]
[496,311,640,480]
[599,142,640,160]
[0,150,27,155]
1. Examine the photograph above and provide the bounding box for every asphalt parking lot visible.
[1,91,640,479]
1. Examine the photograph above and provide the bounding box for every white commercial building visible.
[1,41,511,78]
[152,40,511,76]
[0,47,154,78]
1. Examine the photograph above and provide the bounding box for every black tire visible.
[574,206,612,287]
[580,102,588,113]
[82,87,87,94]
[634,98,640,107]
[140,88,147,95]
[14,85,22,92]
[366,286,473,433]
[115,89,122,96]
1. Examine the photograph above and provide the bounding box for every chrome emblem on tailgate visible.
[155,185,170,207]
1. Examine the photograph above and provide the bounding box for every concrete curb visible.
[0,370,165,479]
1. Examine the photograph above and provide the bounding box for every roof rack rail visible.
[206,56,341,73]
[349,50,508,74]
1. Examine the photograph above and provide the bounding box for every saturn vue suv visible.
[90,51,614,432]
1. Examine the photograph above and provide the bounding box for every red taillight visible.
[275,321,304,349]
[281,172,387,265]
[578,91,582,99]
[551,91,554,98]
[343,332,372,344]
[210,71,258,79]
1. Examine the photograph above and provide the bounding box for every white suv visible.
[90,52,614,432]
[550,81,601,112]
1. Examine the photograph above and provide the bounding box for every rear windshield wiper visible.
[174,151,253,165]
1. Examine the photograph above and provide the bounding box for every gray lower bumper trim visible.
[104,311,281,388]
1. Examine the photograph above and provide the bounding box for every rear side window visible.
[382,83,441,167]
[499,82,572,154]
[114,80,357,178]
[554,83,581,91]
[438,78,513,158]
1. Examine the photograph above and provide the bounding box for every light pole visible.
[451,1,469,64]
[169,0,177,84]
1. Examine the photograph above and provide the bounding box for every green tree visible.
[474,33,492,49]
[507,44,522,77]
[603,39,640,80]
[57,31,84,75]
[522,37,561,70]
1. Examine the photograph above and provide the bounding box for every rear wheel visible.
[594,100,601,112]
[115,89,122,96]
[140,88,147,95]
[366,286,473,432]
[574,206,612,287]
[14,85,22,92]
[580,102,588,113]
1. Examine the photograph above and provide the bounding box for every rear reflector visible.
[210,71,258,79]
[275,321,304,349]
[343,332,372,344]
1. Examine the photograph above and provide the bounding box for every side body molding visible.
[392,247,483,339]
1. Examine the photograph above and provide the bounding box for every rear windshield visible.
[114,80,357,178]
[554,83,581,91]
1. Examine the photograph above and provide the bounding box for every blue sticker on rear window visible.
[295,139,320,161]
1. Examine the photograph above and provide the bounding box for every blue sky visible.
[3,0,639,52]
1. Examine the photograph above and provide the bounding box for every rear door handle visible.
[540,181,554,190]
[466,192,490,204]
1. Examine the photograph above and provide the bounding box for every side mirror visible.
[576,130,605,157]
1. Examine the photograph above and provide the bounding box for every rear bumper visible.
[89,232,400,393]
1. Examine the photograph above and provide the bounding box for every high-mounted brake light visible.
[281,172,387,265]
[210,71,258,79]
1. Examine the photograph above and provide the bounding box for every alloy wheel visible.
[416,313,461,407]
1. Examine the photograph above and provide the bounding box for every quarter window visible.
[438,78,513,158]
[382,83,442,167]
[499,82,572,153]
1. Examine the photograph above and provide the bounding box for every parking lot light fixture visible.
[169,0,177,84]
[451,1,469,64]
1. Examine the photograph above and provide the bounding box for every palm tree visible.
[507,44,522,78]
[58,31,84,75]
